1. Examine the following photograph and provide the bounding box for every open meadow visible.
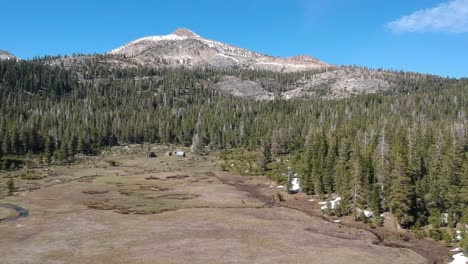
[0,146,445,263]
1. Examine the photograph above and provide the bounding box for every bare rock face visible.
[216,76,274,100]
[0,50,16,60]
[109,28,328,72]
[282,68,392,99]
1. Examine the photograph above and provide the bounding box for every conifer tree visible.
[374,128,390,210]
[351,146,366,216]
[389,152,416,228]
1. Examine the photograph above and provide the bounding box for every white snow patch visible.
[450,253,468,264]
[318,197,342,210]
[442,213,449,224]
[256,62,309,68]
[290,178,300,192]
[109,34,188,54]
[363,210,373,218]
[456,230,463,241]
[451,248,462,252]
[200,38,262,58]
[217,52,240,63]
[333,220,341,223]
[277,185,285,189]
[308,199,315,202]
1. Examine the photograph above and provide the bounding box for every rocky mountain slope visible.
[108,28,328,72]
[0,50,16,60]
[38,29,455,100]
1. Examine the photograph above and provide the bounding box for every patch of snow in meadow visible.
[450,253,468,264]
[363,210,373,218]
[290,178,300,192]
[318,197,342,210]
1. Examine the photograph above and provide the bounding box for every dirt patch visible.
[204,172,216,177]
[84,201,130,211]
[113,208,169,215]
[118,190,133,196]
[133,209,166,215]
[113,208,133,214]
[166,175,190,180]
[139,186,169,191]
[78,176,98,183]
[145,176,160,180]
[82,190,110,195]
[304,226,370,241]
[215,173,275,207]
[157,194,200,200]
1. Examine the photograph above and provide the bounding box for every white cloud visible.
[387,0,468,33]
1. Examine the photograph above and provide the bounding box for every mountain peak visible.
[109,29,328,72]
[0,50,17,60]
[172,28,199,38]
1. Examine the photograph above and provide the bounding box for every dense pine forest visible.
[0,59,467,231]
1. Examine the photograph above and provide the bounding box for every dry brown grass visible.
[0,148,432,264]
[84,201,130,211]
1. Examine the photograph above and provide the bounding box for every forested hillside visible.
[0,59,467,230]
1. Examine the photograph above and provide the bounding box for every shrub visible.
[20,174,44,180]
[414,230,427,239]
[275,192,285,203]
[220,163,228,171]
[442,230,453,247]
[461,235,468,254]
[372,215,384,227]
[428,208,442,228]
[6,179,14,194]
[428,229,443,241]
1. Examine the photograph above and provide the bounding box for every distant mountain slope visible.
[36,29,460,100]
[0,50,16,60]
[108,28,328,72]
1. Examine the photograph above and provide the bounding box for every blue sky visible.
[2,0,468,77]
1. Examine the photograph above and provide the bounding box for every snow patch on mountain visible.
[109,34,188,54]
[0,50,17,60]
[108,28,328,72]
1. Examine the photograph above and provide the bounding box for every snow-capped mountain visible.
[109,28,328,72]
[0,50,16,60]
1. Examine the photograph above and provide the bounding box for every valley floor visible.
[0,147,448,264]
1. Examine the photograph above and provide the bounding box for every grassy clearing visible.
[0,145,430,264]
[219,148,293,185]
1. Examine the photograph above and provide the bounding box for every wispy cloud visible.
[387,0,468,33]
